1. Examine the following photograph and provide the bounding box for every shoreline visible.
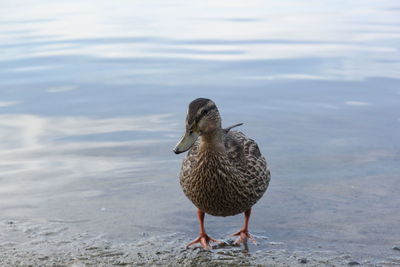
[2,219,399,267]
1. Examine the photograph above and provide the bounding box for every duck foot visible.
[232,208,257,245]
[231,229,257,245]
[187,233,221,249]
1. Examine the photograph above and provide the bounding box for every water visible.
[1,0,400,266]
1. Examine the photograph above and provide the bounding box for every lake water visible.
[1,0,400,266]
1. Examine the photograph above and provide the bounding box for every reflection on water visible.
[0,114,177,207]
[0,0,400,265]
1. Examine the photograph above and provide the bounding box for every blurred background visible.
[0,0,399,265]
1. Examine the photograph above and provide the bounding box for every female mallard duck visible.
[173,98,271,249]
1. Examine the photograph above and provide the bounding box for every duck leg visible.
[232,208,256,244]
[187,209,220,249]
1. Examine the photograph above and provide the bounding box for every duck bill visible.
[173,131,199,154]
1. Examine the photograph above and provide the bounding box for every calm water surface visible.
[1,0,400,266]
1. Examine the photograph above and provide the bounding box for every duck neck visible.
[199,129,225,153]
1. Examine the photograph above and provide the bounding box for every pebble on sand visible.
[298,258,308,264]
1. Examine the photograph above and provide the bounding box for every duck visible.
[173,98,271,249]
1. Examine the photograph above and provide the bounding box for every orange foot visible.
[187,233,221,249]
[232,229,257,245]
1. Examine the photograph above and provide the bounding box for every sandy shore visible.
[2,219,400,267]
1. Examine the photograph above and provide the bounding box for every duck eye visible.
[189,129,193,135]
[202,109,209,116]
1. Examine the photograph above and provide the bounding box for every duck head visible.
[173,98,221,154]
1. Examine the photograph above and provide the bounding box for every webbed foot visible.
[187,233,221,250]
[231,229,257,245]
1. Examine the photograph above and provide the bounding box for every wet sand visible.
[2,220,400,267]
[2,220,400,266]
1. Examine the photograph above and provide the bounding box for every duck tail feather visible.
[224,123,244,132]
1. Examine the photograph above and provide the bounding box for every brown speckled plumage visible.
[177,99,271,217]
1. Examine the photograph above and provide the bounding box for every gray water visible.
[1,0,400,266]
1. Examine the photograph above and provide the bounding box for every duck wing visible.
[225,130,271,197]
